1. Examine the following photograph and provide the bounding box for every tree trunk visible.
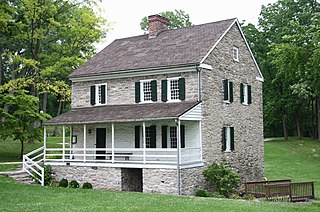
[296,115,302,140]
[20,140,24,160]
[282,115,288,140]
[317,97,320,141]
[42,92,48,113]
[53,98,63,136]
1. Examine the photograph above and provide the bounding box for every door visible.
[96,128,106,159]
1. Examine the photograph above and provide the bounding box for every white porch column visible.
[69,126,72,159]
[62,125,66,161]
[43,126,47,160]
[199,121,203,162]
[84,124,87,162]
[177,119,181,195]
[142,121,146,164]
[111,123,115,163]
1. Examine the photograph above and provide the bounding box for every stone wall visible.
[143,168,178,195]
[200,23,264,182]
[72,71,199,108]
[52,165,122,190]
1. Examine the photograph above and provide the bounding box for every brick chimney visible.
[148,14,170,38]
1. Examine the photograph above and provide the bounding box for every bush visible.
[44,165,53,186]
[242,194,256,200]
[82,182,93,189]
[203,160,240,198]
[69,180,79,188]
[195,189,211,197]
[59,178,68,187]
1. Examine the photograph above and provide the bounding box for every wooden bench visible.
[106,152,133,161]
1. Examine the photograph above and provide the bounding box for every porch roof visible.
[44,101,200,126]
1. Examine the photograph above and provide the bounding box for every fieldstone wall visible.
[200,23,264,182]
[52,165,121,190]
[72,71,199,108]
[143,168,178,195]
[180,167,207,195]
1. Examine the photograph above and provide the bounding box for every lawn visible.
[0,175,319,212]
[0,137,319,211]
[264,137,320,198]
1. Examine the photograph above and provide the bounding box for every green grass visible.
[0,177,319,212]
[264,137,320,198]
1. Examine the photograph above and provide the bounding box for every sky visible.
[97,0,278,51]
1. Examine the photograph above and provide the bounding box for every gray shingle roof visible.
[70,18,236,78]
[44,101,200,125]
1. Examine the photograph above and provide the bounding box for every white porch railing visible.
[44,147,201,166]
[23,146,45,186]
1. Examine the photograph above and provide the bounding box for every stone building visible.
[28,15,264,195]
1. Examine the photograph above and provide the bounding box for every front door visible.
[96,128,106,159]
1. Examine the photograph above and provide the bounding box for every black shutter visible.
[150,125,157,148]
[230,127,235,151]
[240,83,244,103]
[135,82,140,103]
[222,127,226,151]
[229,81,233,103]
[151,80,157,102]
[180,125,185,148]
[179,78,185,100]
[223,79,228,101]
[162,126,167,148]
[90,86,95,105]
[135,126,140,148]
[161,80,167,102]
[101,85,106,104]
[248,85,252,104]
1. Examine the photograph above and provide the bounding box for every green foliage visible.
[140,9,192,33]
[44,165,53,186]
[69,180,79,188]
[59,178,68,188]
[195,189,211,197]
[203,161,240,197]
[82,182,93,189]
[242,194,256,200]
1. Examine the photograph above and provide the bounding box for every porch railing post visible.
[112,123,115,163]
[69,126,72,159]
[62,125,65,161]
[199,121,202,162]
[43,126,47,161]
[177,119,181,195]
[84,124,87,162]
[143,121,146,164]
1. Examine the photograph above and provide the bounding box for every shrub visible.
[195,189,210,197]
[82,182,93,189]
[203,160,240,198]
[59,178,68,187]
[69,180,79,188]
[242,194,256,200]
[44,165,53,186]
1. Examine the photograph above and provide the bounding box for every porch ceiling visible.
[44,101,200,126]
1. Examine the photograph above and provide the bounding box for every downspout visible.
[176,118,181,195]
[196,66,202,102]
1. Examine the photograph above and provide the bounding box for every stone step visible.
[0,169,39,185]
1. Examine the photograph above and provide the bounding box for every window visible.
[161,77,185,102]
[222,126,234,152]
[163,125,185,148]
[222,79,233,103]
[240,83,252,105]
[90,83,107,106]
[134,125,156,148]
[232,46,239,62]
[135,80,157,103]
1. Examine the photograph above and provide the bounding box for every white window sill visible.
[140,101,154,104]
[223,100,231,104]
[224,150,232,153]
[167,99,181,103]
[242,103,249,106]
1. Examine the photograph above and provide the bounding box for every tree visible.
[140,9,192,32]
[0,79,51,159]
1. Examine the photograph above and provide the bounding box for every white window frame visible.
[140,79,154,103]
[232,46,239,62]
[167,77,181,102]
[225,127,231,152]
[95,83,107,106]
[242,83,249,105]
[223,79,232,104]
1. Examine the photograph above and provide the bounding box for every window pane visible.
[97,85,102,104]
[170,79,179,100]
[170,126,177,148]
[145,127,151,148]
[143,81,152,101]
